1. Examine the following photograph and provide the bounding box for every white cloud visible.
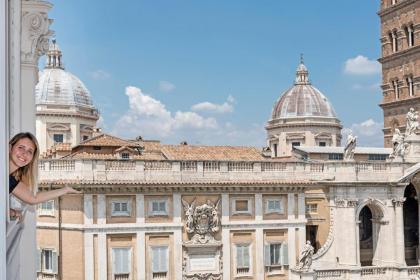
[344,55,381,75]
[89,70,111,80]
[351,82,381,91]
[158,81,176,93]
[191,95,235,113]
[343,118,384,147]
[113,86,218,138]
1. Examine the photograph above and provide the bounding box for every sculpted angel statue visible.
[343,132,357,160]
[406,108,419,136]
[390,128,408,159]
[182,199,195,233]
[297,240,314,271]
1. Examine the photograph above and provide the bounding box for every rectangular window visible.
[328,153,343,160]
[82,135,89,141]
[112,247,131,279]
[292,142,300,147]
[305,204,318,214]
[121,152,130,159]
[151,246,168,278]
[111,200,131,217]
[40,249,57,273]
[368,154,387,161]
[265,198,284,214]
[149,199,168,216]
[319,141,326,147]
[236,244,250,275]
[38,200,55,216]
[273,143,278,157]
[264,243,288,273]
[53,134,63,143]
[234,199,251,214]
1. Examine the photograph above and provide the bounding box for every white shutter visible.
[243,245,250,268]
[236,245,242,267]
[264,244,271,266]
[152,247,160,273]
[52,250,58,274]
[122,248,130,274]
[113,248,121,274]
[160,246,168,272]
[36,249,41,272]
[281,243,289,265]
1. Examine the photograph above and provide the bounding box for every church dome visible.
[271,59,337,119]
[35,40,95,108]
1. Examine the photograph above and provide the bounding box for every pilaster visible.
[97,194,106,225]
[173,193,182,224]
[84,194,93,225]
[173,229,183,280]
[136,194,145,224]
[255,194,263,221]
[84,233,94,280]
[98,233,107,280]
[255,228,264,279]
[222,229,231,280]
[136,232,146,280]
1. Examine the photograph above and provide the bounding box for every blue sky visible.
[46,0,383,147]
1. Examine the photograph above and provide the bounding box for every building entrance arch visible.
[404,184,419,266]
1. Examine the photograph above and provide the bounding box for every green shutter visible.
[52,250,58,274]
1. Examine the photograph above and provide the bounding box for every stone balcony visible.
[38,159,412,185]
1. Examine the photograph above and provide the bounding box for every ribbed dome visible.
[36,68,94,107]
[35,40,95,108]
[271,60,337,119]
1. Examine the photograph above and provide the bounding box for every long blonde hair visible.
[9,132,39,193]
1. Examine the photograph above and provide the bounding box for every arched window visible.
[389,30,398,52]
[391,0,397,5]
[392,79,400,99]
[406,76,414,97]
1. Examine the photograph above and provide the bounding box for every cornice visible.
[379,96,420,108]
[377,0,416,18]
[378,45,420,65]
[36,111,99,120]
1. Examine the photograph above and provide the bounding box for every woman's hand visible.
[63,186,82,194]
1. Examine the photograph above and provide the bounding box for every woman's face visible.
[10,138,36,169]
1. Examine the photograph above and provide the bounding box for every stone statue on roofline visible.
[389,128,409,160]
[343,132,357,161]
[295,240,314,271]
[406,107,419,137]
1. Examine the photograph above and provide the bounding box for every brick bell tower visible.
[378,0,420,147]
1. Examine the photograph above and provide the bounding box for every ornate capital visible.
[21,1,54,65]
[335,198,346,208]
[334,198,358,208]
[347,199,359,207]
[391,197,406,207]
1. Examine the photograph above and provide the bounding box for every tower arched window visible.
[392,79,400,100]
[405,24,415,47]
[406,76,414,97]
[391,0,397,5]
[389,30,398,52]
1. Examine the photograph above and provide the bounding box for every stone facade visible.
[379,0,420,147]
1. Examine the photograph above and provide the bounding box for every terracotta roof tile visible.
[77,133,140,147]
[160,145,265,161]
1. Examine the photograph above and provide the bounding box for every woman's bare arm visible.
[11,182,81,205]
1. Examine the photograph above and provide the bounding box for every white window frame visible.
[234,243,252,277]
[232,198,253,215]
[38,200,55,217]
[149,199,168,216]
[150,245,169,278]
[265,198,284,214]
[264,242,288,275]
[40,248,57,274]
[305,203,318,214]
[53,133,64,143]
[111,199,131,217]
[121,152,130,160]
[112,247,132,279]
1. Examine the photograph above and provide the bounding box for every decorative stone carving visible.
[347,199,359,207]
[405,108,419,137]
[295,240,314,271]
[343,132,357,161]
[389,128,409,160]
[391,197,406,207]
[21,1,54,65]
[182,199,220,244]
[335,198,346,208]
[182,199,222,280]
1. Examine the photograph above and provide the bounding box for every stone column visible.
[288,193,295,221]
[16,2,53,280]
[173,229,183,280]
[172,193,183,279]
[97,194,106,224]
[297,193,305,221]
[84,194,94,280]
[136,194,145,224]
[346,200,359,266]
[255,228,264,279]
[255,194,263,221]
[222,194,230,280]
[136,232,146,280]
[84,233,94,280]
[288,227,297,267]
[98,233,107,280]
[393,199,406,266]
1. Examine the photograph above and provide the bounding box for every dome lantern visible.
[45,39,64,70]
